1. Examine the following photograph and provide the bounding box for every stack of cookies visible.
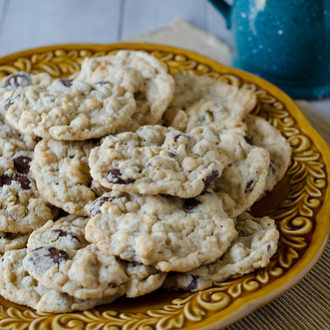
[0,50,291,313]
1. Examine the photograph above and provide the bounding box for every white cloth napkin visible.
[126,20,232,66]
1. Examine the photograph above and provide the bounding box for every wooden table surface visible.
[0,0,329,117]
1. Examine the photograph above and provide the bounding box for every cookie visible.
[244,115,292,193]
[31,139,97,216]
[77,50,175,125]
[2,72,137,140]
[0,72,36,118]
[164,99,247,132]
[89,125,230,198]
[0,76,37,150]
[23,215,166,300]
[0,248,119,313]
[0,139,55,233]
[85,191,236,272]
[163,72,256,128]
[190,126,270,217]
[23,215,127,300]
[0,115,37,150]
[124,262,167,297]
[0,231,29,253]
[164,212,279,291]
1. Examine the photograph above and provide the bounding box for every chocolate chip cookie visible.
[164,212,279,291]
[31,139,97,216]
[164,99,247,132]
[0,248,119,313]
[245,114,292,193]
[163,72,256,129]
[23,215,127,300]
[77,50,175,125]
[2,72,137,140]
[89,125,231,198]
[85,191,236,272]
[191,126,270,217]
[24,215,166,299]
[0,231,29,253]
[0,138,55,233]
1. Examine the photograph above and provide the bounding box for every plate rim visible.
[0,42,329,329]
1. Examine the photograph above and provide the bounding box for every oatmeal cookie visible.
[89,125,230,198]
[0,138,55,233]
[85,191,236,272]
[0,248,119,313]
[23,215,127,300]
[77,50,175,125]
[24,215,166,299]
[31,139,97,216]
[0,231,29,253]
[189,126,270,217]
[2,72,137,140]
[124,262,167,297]
[0,72,39,118]
[164,99,247,132]
[163,72,256,129]
[0,115,37,150]
[245,114,292,193]
[164,212,279,291]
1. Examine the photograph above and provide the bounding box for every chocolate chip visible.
[169,152,176,157]
[13,156,31,174]
[0,174,31,189]
[107,168,120,179]
[173,134,182,142]
[244,179,255,193]
[52,229,80,242]
[106,168,135,185]
[89,195,116,216]
[60,79,73,87]
[261,189,269,198]
[183,198,201,213]
[244,135,253,145]
[187,275,199,291]
[267,244,272,253]
[3,72,31,89]
[45,247,69,264]
[4,99,13,111]
[97,196,117,206]
[31,247,43,252]
[202,170,219,193]
[269,162,276,175]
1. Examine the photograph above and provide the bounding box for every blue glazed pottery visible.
[209,0,330,99]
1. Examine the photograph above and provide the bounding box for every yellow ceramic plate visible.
[0,43,329,329]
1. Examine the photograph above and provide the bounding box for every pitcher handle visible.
[208,0,232,28]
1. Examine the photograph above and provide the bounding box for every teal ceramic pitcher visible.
[209,0,330,99]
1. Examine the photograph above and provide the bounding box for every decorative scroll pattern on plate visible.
[0,47,327,329]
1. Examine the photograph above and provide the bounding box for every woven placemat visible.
[126,20,330,329]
